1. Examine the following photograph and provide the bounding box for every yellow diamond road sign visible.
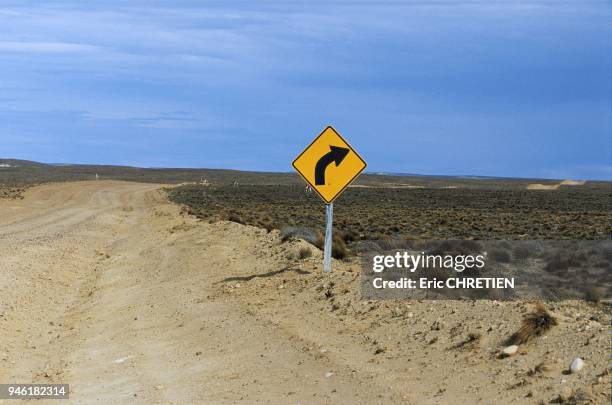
[292,126,367,204]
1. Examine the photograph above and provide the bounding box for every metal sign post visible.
[323,203,333,273]
[292,126,366,273]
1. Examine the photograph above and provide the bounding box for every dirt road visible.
[0,181,398,404]
[1,182,609,404]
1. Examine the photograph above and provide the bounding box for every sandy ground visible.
[0,181,609,404]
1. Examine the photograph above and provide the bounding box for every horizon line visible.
[1,157,611,183]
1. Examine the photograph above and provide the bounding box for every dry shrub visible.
[332,235,348,260]
[314,232,324,250]
[603,245,612,262]
[489,248,511,263]
[314,233,349,260]
[557,387,594,404]
[227,212,244,224]
[259,221,275,233]
[280,226,318,245]
[429,240,483,256]
[545,251,584,273]
[512,245,531,260]
[453,332,482,350]
[527,362,550,377]
[298,246,312,259]
[376,236,409,251]
[584,286,606,302]
[506,302,557,345]
[340,229,359,243]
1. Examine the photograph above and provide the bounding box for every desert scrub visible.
[298,246,312,259]
[489,248,511,263]
[228,212,245,224]
[313,233,349,260]
[280,226,319,245]
[506,302,557,345]
[168,184,611,240]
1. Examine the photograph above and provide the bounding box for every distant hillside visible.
[0,159,300,187]
[0,159,49,168]
[1,159,610,191]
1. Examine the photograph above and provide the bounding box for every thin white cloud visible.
[0,41,99,53]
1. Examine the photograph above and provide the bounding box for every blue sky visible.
[0,0,610,179]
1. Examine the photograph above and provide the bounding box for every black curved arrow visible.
[315,145,350,185]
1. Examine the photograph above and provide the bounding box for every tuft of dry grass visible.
[227,212,245,224]
[527,361,550,377]
[280,226,318,245]
[331,235,348,260]
[506,302,557,345]
[489,248,511,263]
[452,332,481,350]
[298,246,312,259]
[584,286,606,303]
[340,229,359,243]
[314,233,349,260]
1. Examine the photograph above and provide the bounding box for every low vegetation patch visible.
[506,302,558,345]
[168,184,610,246]
[298,246,312,259]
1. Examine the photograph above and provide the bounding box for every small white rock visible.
[501,345,519,356]
[570,357,584,373]
[325,372,334,378]
[113,356,130,364]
